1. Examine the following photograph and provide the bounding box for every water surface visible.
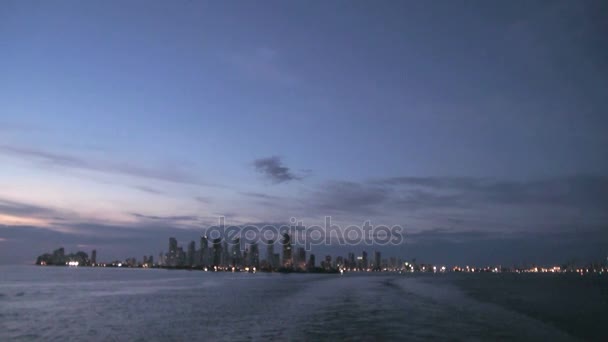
[1,266,606,341]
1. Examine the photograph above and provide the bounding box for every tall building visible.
[267,240,275,269]
[250,243,260,269]
[281,233,292,268]
[243,247,249,266]
[374,251,381,270]
[169,237,178,253]
[362,251,368,270]
[335,256,344,269]
[348,252,355,269]
[307,254,316,271]
[178,247,186,266]
[158,252,165,266]
[212,238,222,267]
[296,247,306,270]
[231,238,242,267]
[167,237,178,267]
[200,236,209,266]
[323,255,332,270]
[222,241,230,266]
[187,241,196,267]
[91,250,97,265]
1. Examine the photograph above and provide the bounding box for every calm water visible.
[1,266,606,341]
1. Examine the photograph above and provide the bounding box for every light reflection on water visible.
[1,266,605,341]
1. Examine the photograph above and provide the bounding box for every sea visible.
[0,265,606,341]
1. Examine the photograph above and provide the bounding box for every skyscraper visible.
[323,255,332,270]
[267,240,275,269]
[296,247,306,270]
[231,238,242,267]
[374,251,381,270]
[169,237,178,254]
[178,247,186,266]
[187,241,196,267]
[307,254,316,271]
[222,241,229,267]
[158,252,165,266]
[362,251,368,270]
[243,247,249,266]
[348,252,355,270]
[335,256,344,269]
[250,243,260,269]
[281,233,292,269]
[200,236,208,267]
[91,249,97,265]
[212,238,222,267]
[168,237,178,267]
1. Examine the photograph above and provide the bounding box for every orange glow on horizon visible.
[0,214,50,227]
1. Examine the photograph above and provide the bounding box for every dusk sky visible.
[1,1,607,265]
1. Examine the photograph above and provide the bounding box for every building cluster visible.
[151,233,457,273]
[156,233,303,272]
[36,247,96,266]
[34,237,608,275]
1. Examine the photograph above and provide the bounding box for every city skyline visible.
[34,235,608,276]
[2,1,608,265]
[34,231,608,272]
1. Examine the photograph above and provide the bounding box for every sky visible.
[1,0,607,265]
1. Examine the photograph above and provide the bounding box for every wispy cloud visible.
[0,144,219,188]
[194,196,212,204]
[240,192,281,200]
[373,175,608,209]
[0,198,61,218]
[130,213,199,222]
[130,213,211,228]
[311,181,388,216]
[302,175,608,229]
[132,185,165,195]
[253,156,300,184]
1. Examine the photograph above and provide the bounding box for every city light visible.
[34,238,608,275]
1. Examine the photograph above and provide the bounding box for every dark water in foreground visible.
[1,266,607,341]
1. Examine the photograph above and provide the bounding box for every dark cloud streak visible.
[253,156,300,183]
[0,198,59,218]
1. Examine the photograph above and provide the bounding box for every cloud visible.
[240,192,281,200]
[301,175,608,230]
[194,196,212,204]
[0,144,220,187]
[129,213,205,228]
[374,175,608,209]
[406,228,501,243]
[131,213,198,221]
[311,181,389,216]
[0,198,59,218]
[253,156,300,184]
[0,145,85,168]
[132,185,165,195]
